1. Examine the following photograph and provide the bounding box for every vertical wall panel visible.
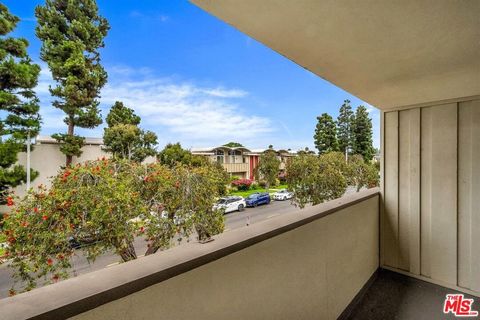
[458,100,480,292]
[420,103,457,284]
[398,108,421,274]
[384,111,399,268]
[420,107,432,277]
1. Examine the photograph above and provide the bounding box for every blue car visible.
[245,192,271,207]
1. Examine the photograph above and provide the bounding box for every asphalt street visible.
[0,199,302,298]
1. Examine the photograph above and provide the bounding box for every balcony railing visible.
[0,189,380,320]
[222,162,249,173]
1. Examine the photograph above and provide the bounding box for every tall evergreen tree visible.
[337,99,354,157]
[35,0,110,165]
[0,4,41,203]
[103,101,157,162]
[352,105,374,162]
[314,113,338,155]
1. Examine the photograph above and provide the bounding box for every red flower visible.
[139,226,145,233]
[47,258,53,266]
[33,207,39,213]
[21,221,29,227]
[6,197,14,207]
[42,215,48,221]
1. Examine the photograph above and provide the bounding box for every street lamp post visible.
[26,131,31,191]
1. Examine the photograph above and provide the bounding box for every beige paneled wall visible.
[458,100,480,292]
[382,98,480,295]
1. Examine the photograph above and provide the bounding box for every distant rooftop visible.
[36,135,104,146]
[191,145,296,155]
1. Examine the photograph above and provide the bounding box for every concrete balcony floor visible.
[346,269,478,320]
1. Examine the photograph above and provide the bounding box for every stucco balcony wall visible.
[0,189,380,320]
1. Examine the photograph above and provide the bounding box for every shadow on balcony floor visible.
[346,269,478,320]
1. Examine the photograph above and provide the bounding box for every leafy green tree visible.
[158,142,192,167]
[103,101,157,162]
[314,113,338,155]
[297,147,315,155]
[36,0,110,165]
[286,152,347,208]
[158,143,229,195]
[223,142,243,148]
[347,154,379,191]
[257,150,280,190]
[352,106,374,162]
[0,4,41,203]
[337,100,354,158]
[105,101,140,127]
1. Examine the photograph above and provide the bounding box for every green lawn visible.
[228,184,288,198]
[0,233,5,257]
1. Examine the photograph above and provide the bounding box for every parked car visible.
[273,189,293,201]
[213,196,246,214]
[245,192,271,207]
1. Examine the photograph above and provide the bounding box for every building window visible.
[227,150,242,163]
[215,149,224,163]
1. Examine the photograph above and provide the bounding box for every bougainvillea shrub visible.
[231,178,253,191]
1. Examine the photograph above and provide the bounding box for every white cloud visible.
[100,70,272,143]
[34,64,274,145]
[129,11,169,23]
[364,104,379,114]
[200,88,248,98]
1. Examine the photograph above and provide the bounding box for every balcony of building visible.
[1,1,479,319]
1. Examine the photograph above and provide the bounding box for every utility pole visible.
[26,131,31,191]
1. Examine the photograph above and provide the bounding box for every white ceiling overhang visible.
[191,0,480,110]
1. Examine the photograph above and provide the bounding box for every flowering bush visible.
[3,158,226,294]
[231,178,253,191]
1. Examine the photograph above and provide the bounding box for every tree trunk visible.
[119,241,137,262]
[144,244,159,256]
[66,119,74,166]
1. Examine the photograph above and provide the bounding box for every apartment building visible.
[191,145,296,180]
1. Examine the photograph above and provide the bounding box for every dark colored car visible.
[245,192,271,207]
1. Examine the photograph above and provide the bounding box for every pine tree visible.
[337,99,354,157]
[35,0,110,165]
[0,4,41,203]
[314,113,338,155]
[352,105,374,162]
[103,101,158,162]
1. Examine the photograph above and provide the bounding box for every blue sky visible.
[5,0,379,151]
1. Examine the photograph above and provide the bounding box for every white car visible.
[213,196,246,214]
[273,189,293,201]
